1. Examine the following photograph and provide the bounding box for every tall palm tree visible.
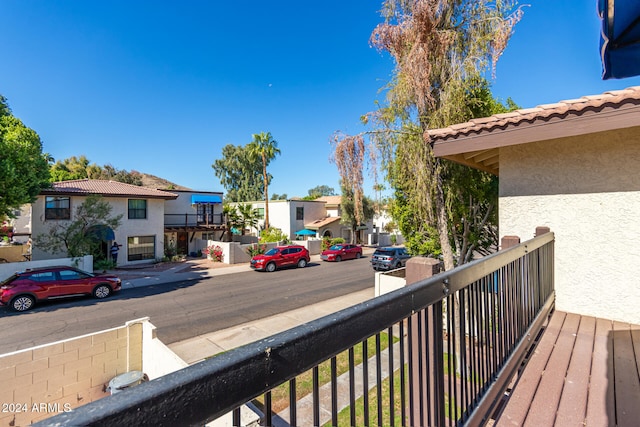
[247,132,280,229]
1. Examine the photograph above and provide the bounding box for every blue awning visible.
[599,0,640,79]
[191,195,222,204]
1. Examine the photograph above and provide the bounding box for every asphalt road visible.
[0,257,375,354]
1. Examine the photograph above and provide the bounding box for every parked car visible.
[250,245,310,272]
[321,244,363,262]
[0,266,122,312]
[370,247,411,271]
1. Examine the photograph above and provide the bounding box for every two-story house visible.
[28,180,178,265]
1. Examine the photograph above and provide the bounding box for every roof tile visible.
[41,179,178,199]
[428,86,640,142]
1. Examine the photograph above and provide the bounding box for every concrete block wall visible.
[0,319,144,427]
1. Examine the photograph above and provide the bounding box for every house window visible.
[257,208,265,219]
[45,196,71,220]
[127,236,155,261]
[128,199,147,219]
[197,204,214,224]
[296,207,304,220]
[202,232,217,241]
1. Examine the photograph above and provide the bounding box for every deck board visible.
[494,312,640,427]
[612,321,640,426]
[554,315,594,426]
[522,312,577,426]
[495,311,565,426]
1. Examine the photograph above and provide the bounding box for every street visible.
[0,257,375,354]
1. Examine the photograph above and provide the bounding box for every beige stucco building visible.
[432,87,640,324]
[30,180,177,266]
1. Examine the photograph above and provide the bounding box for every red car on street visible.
[321,244,363,262]
[250,245,310,272]
[0,266,122,312]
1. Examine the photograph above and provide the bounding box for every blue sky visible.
[2,1,640,198]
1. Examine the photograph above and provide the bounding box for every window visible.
[45,196,70,220]
[128,199,147,219]
[257,208,265,219]
[28,271,56,282]
[127,236,155,261]
[296,207,304,220]
[59,269,89,280]
[201,232,217,241]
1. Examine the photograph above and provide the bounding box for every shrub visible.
[246,243,267,257]
[203,245,224,262]
[94,258,116,271]
[260,227,289,243]
[322,237,345,251]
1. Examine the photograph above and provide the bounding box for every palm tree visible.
[221,203,239,242]
[236,203,259,235]
[247,132,281,229]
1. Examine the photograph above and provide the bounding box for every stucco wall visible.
[499,127,640,324]
[31,196,166,265]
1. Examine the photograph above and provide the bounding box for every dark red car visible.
[321,244,363,262]
[0,266,122,312]
[250,245,310,272]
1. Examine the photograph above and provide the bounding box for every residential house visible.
[431,86,640,325]
[162,189,225,255]
[29,180,177,265]
[229,196,373,243]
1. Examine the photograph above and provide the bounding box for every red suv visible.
[250,245,310,272]
[0,266,122,312]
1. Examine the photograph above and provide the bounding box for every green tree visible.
[307,185,336,199]
[49,155,92,181]
[271,193,288,200]
[341,185,375,244]
[0,95,51,219]
[212,144,265,202]
[247,132,281,229]
[50,157,143,185]
[33,195,123,259]
[336,0,522,269]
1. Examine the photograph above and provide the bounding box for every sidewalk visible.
[112,250,376,363]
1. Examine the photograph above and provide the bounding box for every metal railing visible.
[164,213,223,227]
[41,233,554,427]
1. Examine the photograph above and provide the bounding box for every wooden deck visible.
[493,311,640,427]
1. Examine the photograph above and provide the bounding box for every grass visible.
[254,332,396,413]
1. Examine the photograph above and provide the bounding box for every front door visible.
[177,232,188,255]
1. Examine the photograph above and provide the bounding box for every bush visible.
[260,227,289,243]
[322,237,345,251]
[246,243,267,257]
[94,258,116,271]
[203,245,224,262]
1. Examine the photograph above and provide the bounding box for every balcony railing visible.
[164,213,223,228]
[40,233,554,427]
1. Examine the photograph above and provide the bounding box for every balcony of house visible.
[37,232,639,427]
[164,213,224,230]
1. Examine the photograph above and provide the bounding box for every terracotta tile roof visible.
[316,196,342,205]
[41,179,178,199]
[430,86,640,175]
[305,216,341,229]
[429,86,640,142]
